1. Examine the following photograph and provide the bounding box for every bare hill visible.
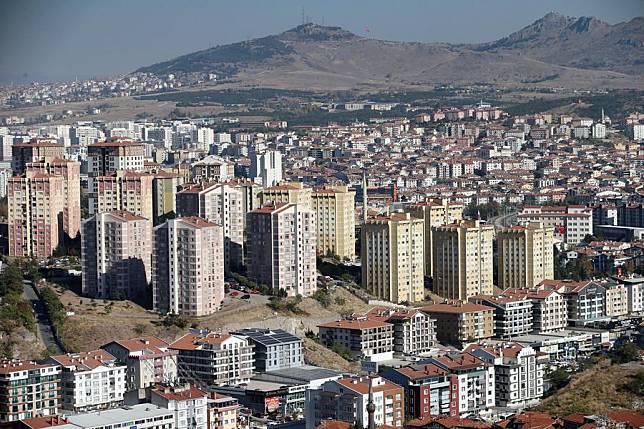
[136,14,643,90]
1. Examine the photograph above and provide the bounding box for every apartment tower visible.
[312,185,356,260]
[497,222,554,289]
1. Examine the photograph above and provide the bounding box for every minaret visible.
[601,108,605,124]
[362,171,368,224]
[367,376,376,429]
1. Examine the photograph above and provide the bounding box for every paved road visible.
[491,211,517,228]
[22,280,64,354]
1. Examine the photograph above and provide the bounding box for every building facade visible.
[362,213,425,304]
[312,185,356,260]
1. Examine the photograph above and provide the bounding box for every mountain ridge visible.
[135,13,644,89]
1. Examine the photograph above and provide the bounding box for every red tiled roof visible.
[422,302,493,314]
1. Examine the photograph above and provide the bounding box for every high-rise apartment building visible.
[81,211,152,300]
[312,185,356,260]
[405,198,464,277]
[152,217,225,317]
[361,213,425,304]
[8,173,65,257]
[260,182,313,210]
[152,172,178,225]
[87,139,146,177]
[246,203,317,297]
[432,220,494,300]
[497,223,554,289]
[25,159,81,240]
[250,150,282,187]
[89,171,154,220]
[176,182,244,271]
[11,138,65,175]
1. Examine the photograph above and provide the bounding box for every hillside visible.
[135,14,644,90]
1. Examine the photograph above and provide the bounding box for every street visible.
[21,280,64,354]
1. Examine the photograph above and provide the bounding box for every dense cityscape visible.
[0,2,642,429]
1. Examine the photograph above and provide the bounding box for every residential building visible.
[426,353,495,416]
[0,360,61,423]
[384,309,437,355]
[539,280,607,324]
[86,139,146,177]
[260,182,313,210]
[613,276,644,313]
[361,212,425,304]
[246,203,317,297]
[250,150,282,187]
[318,317,394,361]
[8,173,65,257]
[312,185,356,260]
[422,303,494,346]
[152,173,178,225]
[466,343,544,409]
[176,182,245,271]
[381,363,457,419]
[169,330,255,387]
[25,159,81,240]
[11,139,65,175]
[231,328,304,372]
[89,171,154,220]
[502,288,567,333]
[605,282,628,317]
[153,217,225,317]
[100,336,178,398]
[432,220,494,300]
[207,393,240,429]
[191,155,234,182]
[517,206,592,245]
[405,198,464,277]
[81,211,152,300]
[496,223,554,289]
[469,295,534,339]
[305,375,404,429]
[45,350,126,412]
[151,384,208,429]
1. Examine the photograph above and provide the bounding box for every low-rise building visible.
[46,350,126,412]
[169,330,255,387]
[469,295,533,339]
[101,336,178,399]
[503,288,568,333]
[422,303,494,346]
[0,360,61,423]
[539,280,607,324]
[381,363,457,419]
[207,392,240,429]
[151,384,208,429]
[317,317,394,361]
[384,309,437,355]
[305,375,404,429]
[232,328,304,372]
[466,343,544,409]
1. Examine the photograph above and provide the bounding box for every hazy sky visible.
[0,0,642,83]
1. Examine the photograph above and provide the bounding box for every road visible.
[491,211,517,228]
[22,280,64,354]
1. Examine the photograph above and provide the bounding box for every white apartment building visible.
[617,277,644,313]
[518,206,592,245]
[151,384,208,429]
[467,343,544,409]
[432,220,494,300]
[470,295,534,338]
[384,309,437,355]
[153,217,225,317]
[246,203,317,297]
[101,336,178,399]
[81,211,152,300]
[503,288,567,333]
[169,330,255,386]
[305,375,404,429]
[176,182,245,271]
[362,213,425,304]
[428,353,495,416]
[605,282,629,317]
[250,150,283,187]
[46,350,126,413]
[86,140,146,177]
